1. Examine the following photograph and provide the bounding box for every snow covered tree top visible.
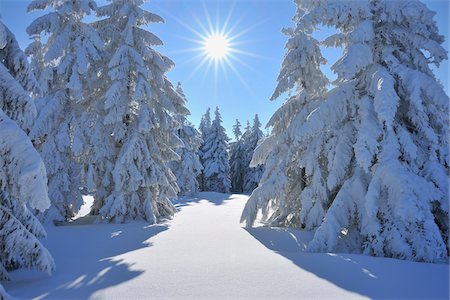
[175,82,191,119]
[252,114,261,132]
[270,1,328,103]
[232,119,242,140]
[26,0,104,103]
[212,107,226,132]
[266,4,329,137]
[202,107,230,193]
[199,107,212,137]
[97,0,164,27]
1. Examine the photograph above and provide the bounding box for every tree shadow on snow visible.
[245,227,449,299]
[4,221,168,299]
[173,191,236,208]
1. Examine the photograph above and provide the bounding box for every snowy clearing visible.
[4,193,449,299]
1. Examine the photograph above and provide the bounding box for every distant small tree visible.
[233,119,242,139]
[171,83,203,195]
[242,114,264,193]
[198,108,212,191]
[230,119,245,192]
[202,107,231,193]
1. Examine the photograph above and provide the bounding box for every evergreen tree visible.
[308,0,448,263]
[198,108,212,191]
[0,20,54,281]
[243,0,449,263]
[171,83,203,195]
[232,119,242,139]
[242,114,265,193]
[229,119,245,192]
[199,108,212,140]
[26,0,104,222]
[202,107,231,193]
[87,0,186,223]
[241,5,329,227]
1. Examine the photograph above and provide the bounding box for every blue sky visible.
[0,0,448,138]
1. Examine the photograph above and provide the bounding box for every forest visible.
[0,0,448,299]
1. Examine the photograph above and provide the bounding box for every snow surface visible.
[4,193,448,299]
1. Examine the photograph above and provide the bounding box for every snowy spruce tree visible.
[202,107,231,193]
[229,119,245,192]
[170,83,203,196]
[307,0,448,263]
[26,0,104,222]
[197,108,212,191]
[242,114,265,193]
[244,0,449,263]
[0,20,54,281]
[86,0,187,223]
[199,108,212,141]
[241,2,328,228]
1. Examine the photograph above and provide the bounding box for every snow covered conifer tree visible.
[230,119,245,192]
[241,1,328,228]
[170,83,203,195]
[87,0,187,223]
[26,0,104,222]
[199,108,212,140]
[238,121,252,190]
[240,120,251,143]
[302,0,449,263]
[242,114,265,193]
[244,0,449,263]
[202,107,231,193]
[0,20,54,281]
[198,108,212,191]
[233,119,242,139]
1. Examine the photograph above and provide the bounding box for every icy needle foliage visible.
[198,108,212,191]
[170,83,203,196]
[87,0,187,223]
[242,114,265,193]
[0,20,54,281]
[26,0,104,222]
[241,1,328,228]
[243,0,449,263]
[201,107,231,193]
[230,119,245,192]
[231,116,265,194]
[306,0,448,263]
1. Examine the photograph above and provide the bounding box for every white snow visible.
[73,195,95,219]
[4,193,448,299]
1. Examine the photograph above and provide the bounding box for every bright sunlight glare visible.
[203,33,230,60]
[170,4,264,91]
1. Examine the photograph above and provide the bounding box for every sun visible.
[167,3,265,93]
[203,33,230,60]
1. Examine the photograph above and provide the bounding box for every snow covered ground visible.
[4,193,449,299]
